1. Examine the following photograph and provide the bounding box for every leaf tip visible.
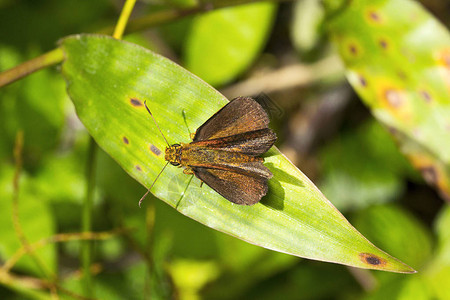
[359,252,416,274]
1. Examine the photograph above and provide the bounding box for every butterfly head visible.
[165,144,182,166]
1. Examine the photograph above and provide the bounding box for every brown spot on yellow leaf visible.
[349,44,359,56]
[419,90,432,103]
[379,39,388,49]
[408,154,450,202]
[359,76,367,87]
[376,81,412,121]
[384,89,403,107]
[366,10,382,24]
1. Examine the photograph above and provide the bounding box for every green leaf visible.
[183,2,277,87]
[324,0,450,201]
[60,34,414,273]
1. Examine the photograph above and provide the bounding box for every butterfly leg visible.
[183,168,194,175]
[183,168,203,187]
[183,168,204,187]
[190,132,196,140]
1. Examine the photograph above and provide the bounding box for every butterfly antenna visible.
[139,161,169,207]
[144,100,170,147]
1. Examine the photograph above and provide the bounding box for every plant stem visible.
[81,0,139,296]
[117,7,203,35]
[113,0,137,39]
[81,138,97,298]
[0,48,64,88]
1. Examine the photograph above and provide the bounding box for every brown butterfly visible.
[140,96,277,206]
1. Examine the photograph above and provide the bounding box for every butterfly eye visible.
[170,162,180,166]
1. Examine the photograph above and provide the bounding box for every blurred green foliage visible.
[320,120,413,211]
[184,2,277,87]
[0,0,449,299]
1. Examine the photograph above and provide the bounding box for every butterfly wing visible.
[191,128,276,156]
[193,166,270,205]
[193,97,272,142]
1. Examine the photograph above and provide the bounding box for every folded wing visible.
[193,97,272,142]
[193,166,271,205]
[192,128,276,156]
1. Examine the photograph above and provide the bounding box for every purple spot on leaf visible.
[368,11,381,22]
[359,76,367,87]
[130,98,143,107]
[150,145,162,156]
[420,90,432,103]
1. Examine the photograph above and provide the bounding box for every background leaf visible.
[184,2,277,87]
[319,120,415,211]
[324,0,450,201]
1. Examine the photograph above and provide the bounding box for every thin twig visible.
[220,55,344,98]
[0,229,126,300]
[1,229,127,273]
[0,270,96,300]
[0,48,64,88]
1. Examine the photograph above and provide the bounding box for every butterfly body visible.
[163,97,276,205]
